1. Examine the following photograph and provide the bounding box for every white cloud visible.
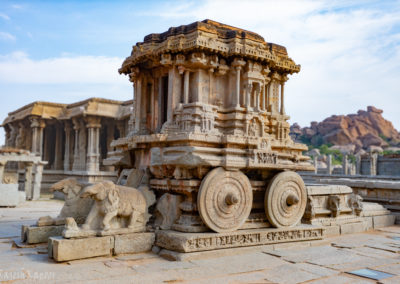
[145,0,400,130]
[11,4,25,10]
[0,51,128,84]
[0,12,10,20]
[0,31,16,41]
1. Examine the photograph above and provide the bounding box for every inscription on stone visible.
[256,152,277,164]
[156,227,324,252]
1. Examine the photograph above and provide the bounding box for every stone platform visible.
[156,226,324,253]
[2,200,400,283]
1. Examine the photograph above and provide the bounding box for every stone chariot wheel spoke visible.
[197,167,253,233]
[265,171,307,228]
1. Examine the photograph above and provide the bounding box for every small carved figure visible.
[37,178,93,226]
[304,196,315,219]
[327,195,341,217]
[80,181,148,231]
[348,193,363,216]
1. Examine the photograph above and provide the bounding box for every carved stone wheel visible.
[264,171,307,228]
[197,167,253,233]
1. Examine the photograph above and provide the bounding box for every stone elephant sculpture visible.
[37,178,93,226]
[80,180,147,231]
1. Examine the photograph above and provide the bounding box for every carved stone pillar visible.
[135,79,142,133]
[232,58,245,107]
[30,118,46,157]
[255,84,261,111]
[8,123,17,147]
[370,153,377,176]
[280,75,287,115]
[54,124,63,170]
[261,85,265,110]
[184,70,190,104]
[24,162,33,200]
[72,118,80,171]
[356,155,361,175]
[327,154,332,175]
[235,67,241,107]
[167,66,176,121]
[32,162,45,200]
[38,121,45,158]
[86,116,101,172]
[78,120,87,171]
[245,83,253,109]
[0,161,6,183]
[64,122,72,171]
[342,155,348,175]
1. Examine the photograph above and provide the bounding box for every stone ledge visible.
[156,226,324,253]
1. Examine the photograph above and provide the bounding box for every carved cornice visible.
[119,20,301,75]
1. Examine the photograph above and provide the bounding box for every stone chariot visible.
[109,19,314,235]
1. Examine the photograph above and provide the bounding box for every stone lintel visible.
[156,226,324,253]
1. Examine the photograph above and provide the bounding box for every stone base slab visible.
[49,232,155,262]
[21,225,64,244]
[114,232,155,255]
[373,215,396,228]
[156,226,324,253]
[51,235,114,262]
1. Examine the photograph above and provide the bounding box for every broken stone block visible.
[52,235,114,262]
[114,232,155,255]
[24,225,64,244]
[0,184,21,207]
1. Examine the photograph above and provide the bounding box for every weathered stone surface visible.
[340,222,365,234]
[154,193,182,230]
[156,226,324,253]
[307,275,373,284]
[0,184,21,207]
[263,263,321,284]
[25,225,64,244]
[323,225,340,237]
[114,232,155,255]
[373,215,395,228]
[51,235,114,262]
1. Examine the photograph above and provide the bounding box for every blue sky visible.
[1,0,400,144]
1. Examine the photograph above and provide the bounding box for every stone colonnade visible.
[5,115,126,173]
[130,54,289,135]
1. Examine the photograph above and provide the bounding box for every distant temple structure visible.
[1,98,133,192]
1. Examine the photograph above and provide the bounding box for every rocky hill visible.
[291,106,400,152]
